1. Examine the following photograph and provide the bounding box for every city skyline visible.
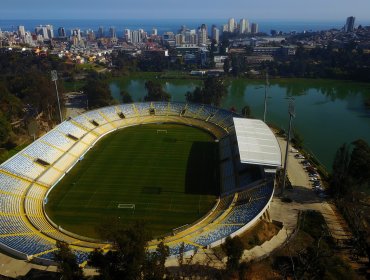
[1,0,370,21]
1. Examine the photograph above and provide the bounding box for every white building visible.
[18,26,26,37]
[35,25,54,40]
[239,19,250,34]
[228,18,235,33]
[198,24,207,45]
[211,25,220,43]
[124,29,131,42]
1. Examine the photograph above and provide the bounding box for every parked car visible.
[290,148,299,153]
[309,177,320,182]
[295,154,305,159]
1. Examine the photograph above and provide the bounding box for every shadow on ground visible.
[185,141,219,196]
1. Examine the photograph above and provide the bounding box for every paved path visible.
[276,137,352,242]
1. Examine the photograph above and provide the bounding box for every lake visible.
[109,77,370,170]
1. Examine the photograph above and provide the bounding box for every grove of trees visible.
[144,80,171,102]
[186,77,227,107]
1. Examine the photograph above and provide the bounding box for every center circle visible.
[45,123,219,239]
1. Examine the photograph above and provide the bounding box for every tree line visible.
[262,42,370,82]
[329,139,370,264]
[0,51,67,149]
[54,220,249,280]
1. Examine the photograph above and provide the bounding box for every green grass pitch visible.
[45,124,219,238]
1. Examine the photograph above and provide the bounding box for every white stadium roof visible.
[233,118,282,167]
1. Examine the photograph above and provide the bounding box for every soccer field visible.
[45,124,219,238]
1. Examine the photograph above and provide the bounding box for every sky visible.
[1,0,370,21]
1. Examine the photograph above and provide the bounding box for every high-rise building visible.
[211,25,220,43]
[109,27,116,39]
[239,19,249,34]
[86,29,95,41]
[98,26,104,38]
[131,30,141,44]
[198,24,207,45]
[152,28,157,36]
[18,26,25,37]
[72,29,81,41]
[35,25,53,40]
[183,30,197,44]
[124,29,131,42]
[251,23,258,34]
[45,25,54,39]
[24,32,33,45]
[228,18,235,33]
[58,27,66,37]
[175,34,185,45]
[138,29,147,41]
[345,16,355,32]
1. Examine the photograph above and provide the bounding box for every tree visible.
[144,81,170,102]
[241,105,252,118]
[89,221,152,280]
[144,240,170,280]
[53,241,84,280]
[0,113,11,147]
[120,90,133,103]
[83,75,113,109]
[221,236,244,272]
[186,77,227,107]
[348,139,370,185]
[330,143,350,197]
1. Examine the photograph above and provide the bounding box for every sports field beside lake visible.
[45,123,219,238]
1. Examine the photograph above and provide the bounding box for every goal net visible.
[156,129,168,134]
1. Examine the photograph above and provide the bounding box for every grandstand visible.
[0,102,281,265]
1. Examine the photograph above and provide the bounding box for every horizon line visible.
[0,18,364,22]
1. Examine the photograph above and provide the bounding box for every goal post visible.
[156,129,167,134]
[117,203,135,210]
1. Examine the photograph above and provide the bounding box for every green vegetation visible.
[271,211,358,280]
[0,51,68,150]
[0,142,30,164]
[330,139,370,264]
[53,241,84,280]
[186,77,227,106]
[241,105,252,118]
[82,72,114,108]
[120,90,133,103]
[264,43,370,82]
[46,124,218,238]
[222,236,245,272]
[330,139,370,198]
[144,80,171,101]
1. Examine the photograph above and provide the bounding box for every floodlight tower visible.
[281,98,295,195]
[51,70,63,123]
[263,70,269,123]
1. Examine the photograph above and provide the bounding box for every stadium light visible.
[281,98,295,195]
[51,70,63,123]
[263,70,270,123]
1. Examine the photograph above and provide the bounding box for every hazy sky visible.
[1,0,370,21]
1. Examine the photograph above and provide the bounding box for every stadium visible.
[0,102,281,266]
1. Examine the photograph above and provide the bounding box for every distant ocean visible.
[1,19,369,36]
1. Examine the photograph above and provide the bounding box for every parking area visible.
[277,137,326,197]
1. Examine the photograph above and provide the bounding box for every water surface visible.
[109,78,370,170]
